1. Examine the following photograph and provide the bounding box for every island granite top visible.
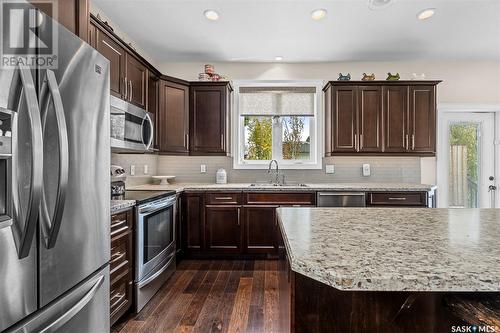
[277,207,500,292]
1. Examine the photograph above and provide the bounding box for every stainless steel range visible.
[111,181,177,312]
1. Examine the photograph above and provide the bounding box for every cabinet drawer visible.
[111,210,132,237]
[245,192,315,205]
[206,192,242,205]
[110,230,132,277]
[110,271,133,326]
[367,192,427,206]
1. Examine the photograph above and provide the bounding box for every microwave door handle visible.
[39,70,69,249]
[143,113,154,150]
[11,66,44,259]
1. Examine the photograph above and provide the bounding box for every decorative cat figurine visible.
[338,73,351,81]
[362,73,375,81]
[386,72,400,81]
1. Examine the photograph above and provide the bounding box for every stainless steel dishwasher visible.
[317,192,366,207]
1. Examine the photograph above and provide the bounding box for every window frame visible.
[233,80,324,170]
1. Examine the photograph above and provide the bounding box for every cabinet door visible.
[332,86,358,152]
[190,85,227,155]
[96,31,125,99]
[126,54,147,109]
[159,80,189,154]
[324,86,333,156]
[243,206,277,255]
[147,73,159,149]
[205,206,241,253]
[88,21,97,48]
[384,86,409,152]
[183,194,204,251]
[409,86,436,154]
[358,86,382,152]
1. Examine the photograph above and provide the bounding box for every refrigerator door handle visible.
[11,66,44,259]
[38,274,105,333]
[143,112,154,151]
[39,70,69,249]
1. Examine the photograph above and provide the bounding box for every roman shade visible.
[239,86,316,116]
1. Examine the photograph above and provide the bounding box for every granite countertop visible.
[277,207,500,292]
[111,200,136,213]
[127,182,436,193]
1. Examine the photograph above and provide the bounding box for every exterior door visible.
[205,206,241,253]
[332,86,357,152]
[409,86,436,153]
[38,25,110,306]
[439,113,495,208]
[358,86,382,152]
[384,86,409,152]
[96,30,125,99]
[159,80,189,154]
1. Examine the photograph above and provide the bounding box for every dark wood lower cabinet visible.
[243,206,278,255]
[205,205,242,254]
[110,208,134,326]
[278,257,475,333]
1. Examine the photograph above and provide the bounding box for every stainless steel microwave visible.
[110,96,154,152]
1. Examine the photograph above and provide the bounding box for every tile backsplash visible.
[112,154,421,185]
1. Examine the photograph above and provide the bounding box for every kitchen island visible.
[276,208,500,332]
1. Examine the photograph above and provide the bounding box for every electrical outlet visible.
[130,165,135,176]
[144,164,148,175]
[200,164,207,173]
[325,164,335,174]
[362,163,371,177]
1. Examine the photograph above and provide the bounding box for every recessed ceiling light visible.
[368,0,394,11]
[204,9,219,21]
[311,9,327,21]
[417,8,436,20]
[275,56,283,61]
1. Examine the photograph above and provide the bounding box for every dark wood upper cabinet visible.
[324,81,440,156]
[125,54,148,109]
[358,86,383,152]
[88,21,97,48]
[384,85,409,153]
[190,82,233,156]
[409,85,436,154]
[331,86,358,153]
[30,0,89,41]
[158,80,190,154]
[205,206,241,254]
[96,30,126,99]
[243,206,277,254]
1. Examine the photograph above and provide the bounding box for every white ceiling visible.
[92,0,500,63]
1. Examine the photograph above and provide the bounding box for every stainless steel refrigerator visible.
[0,2,110,332]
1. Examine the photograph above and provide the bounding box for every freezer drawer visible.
[317,192,366,207]
[6,265,109,333]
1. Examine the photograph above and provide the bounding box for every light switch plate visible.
[325,164,335,174]
[130,165,135,176]
[200,164,207,173]
[362,163,371,176]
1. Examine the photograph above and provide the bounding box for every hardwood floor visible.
[112,260,281,333]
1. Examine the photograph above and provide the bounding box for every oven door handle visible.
[139,197,176,215]
[138,254,174,289]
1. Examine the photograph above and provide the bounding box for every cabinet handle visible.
[237,207,240,226]
[354,135,358,151]
[405,134,409,150]
[220,134,224,149]
[185,134,189,149]
[129,80,133,102]
[123,77,128,100]
[215,197,233,200]
[360,134,363,150]
[110,251,125,264]
[411,134,415,150]
[388,197,407,201]
[110,292,126,308]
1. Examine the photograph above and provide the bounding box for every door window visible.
[143,206,173,263]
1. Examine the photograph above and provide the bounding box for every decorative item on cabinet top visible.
[386,72,400,81]
[362,73,376,81]
[199,64,227,81]
[411,73,426,80]
[338,73,351,81]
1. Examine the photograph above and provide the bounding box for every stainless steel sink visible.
[249,183,309,187]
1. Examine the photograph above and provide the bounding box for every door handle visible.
[405,134,409,150]
[39,69,69,249]
[38,274,104,333]
[354,135,358,151]
[129,80,133,102]
[360,134,363,150]
[11,66,43,259]
[237,207,240,226]
[411,134,415,150]
[123,77,128,100]
[143,113,154,151]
